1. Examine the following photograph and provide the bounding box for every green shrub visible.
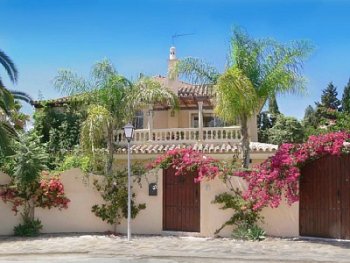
[232,222,265,241]
[14,218,43,237]
[60,153,91,173]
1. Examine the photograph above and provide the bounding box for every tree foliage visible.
[54,60,177,175]
[33,106,82,169]
[0,132,70,236]
[268,115,304,145]
[318,82,340,110]
[218,28,312,167]
[0,50,18,155]
[10,133,48,186]
[0,50,33,156]
[342,79,350,113]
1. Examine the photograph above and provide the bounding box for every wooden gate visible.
[300,154,350,239]
[163,167,200,232]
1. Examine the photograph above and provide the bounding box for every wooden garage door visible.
[163,167,200,232]
[300,154,350,239]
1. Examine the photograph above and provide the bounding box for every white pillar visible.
[147,107,153,141]
[198,101,203,141]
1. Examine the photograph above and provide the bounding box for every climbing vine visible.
[236,131,350,210]
[91,169,146,225]
[147,147,223,182]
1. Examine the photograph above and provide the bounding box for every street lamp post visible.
[123,123,135,241]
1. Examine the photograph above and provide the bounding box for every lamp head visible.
[123,123,135,142]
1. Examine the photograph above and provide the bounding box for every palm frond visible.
[0,86,15,114]
[80,105,112,153]
[174,57,220,85]
[53,69,91,95]
[215,67,258,123]
[0,120,16,156]
[229,27,313,111]
[258,39,313,100]
[130,77,179,110]
[0,50,18,83]
[9,90,34,105]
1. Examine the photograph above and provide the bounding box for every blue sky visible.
[1,0,350,119]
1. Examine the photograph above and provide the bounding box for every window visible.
[133,111,144,129]
[191,113,226,128]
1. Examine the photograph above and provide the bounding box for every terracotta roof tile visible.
[178,84,214,98]
[116,142,277,155]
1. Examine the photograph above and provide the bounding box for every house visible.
[19,47,300,238]
[111,47,299,237]
[115,46,274,159]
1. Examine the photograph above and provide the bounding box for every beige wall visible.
[36,169,114,233]
[118,170,163,235]
[123,164,298,237]
[0,172,21,235]
[153,111,169,129]
[0,168,299,237]
[0,169,114,235]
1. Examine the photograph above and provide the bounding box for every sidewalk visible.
[0,234,350,262]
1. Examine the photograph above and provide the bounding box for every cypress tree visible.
[342,79,350,113]
[320,82,340,110]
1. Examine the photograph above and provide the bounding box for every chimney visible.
[167,46,179,93]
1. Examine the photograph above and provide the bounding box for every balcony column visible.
[198,101,203,141]
[147,106,154,141]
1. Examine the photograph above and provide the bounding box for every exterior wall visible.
[167,109,179,128]
[260,201,299,237]
[0,172,21,235]
[117,170,163,235]
[199,175,299,237]
[0,169,114,235]
[0,166,298,237]
[36,169,114,233]
[153,111,169,129]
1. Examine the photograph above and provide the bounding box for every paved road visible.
[0,234,350,262]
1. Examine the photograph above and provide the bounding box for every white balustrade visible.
[115,126,241,145]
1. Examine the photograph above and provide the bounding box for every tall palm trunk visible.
[240,114,250,169]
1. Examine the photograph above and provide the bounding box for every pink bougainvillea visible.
[0,172,70,214]
[36,177,70,209]
[237,132,350,210]
[147,147,222,182]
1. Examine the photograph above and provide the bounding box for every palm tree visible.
[176,28,313,168]
[0,86,17,154]
[0,50,34,155]
[54,60,178,175]
[0,49,18,87]
[0,50,19,155]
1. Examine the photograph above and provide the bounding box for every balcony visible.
[115,126,242,145]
